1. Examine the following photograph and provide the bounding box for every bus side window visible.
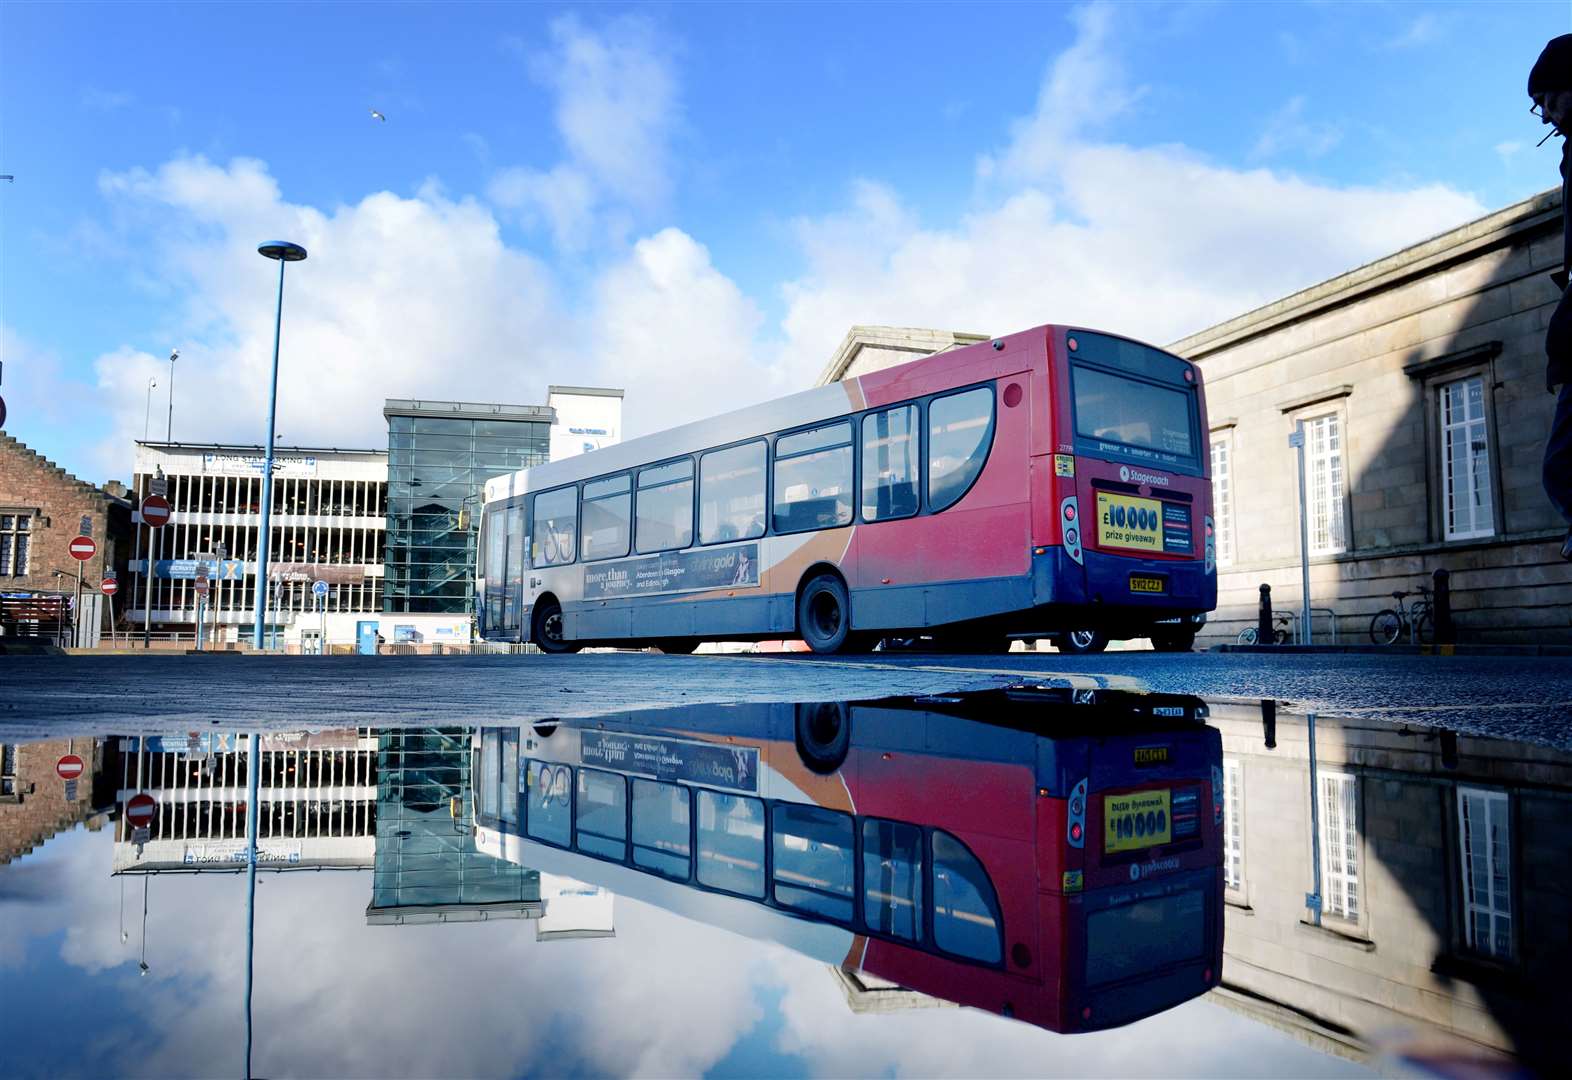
[632,779,691,880]
[699,442,767,544]
[773,422,853,534]
[575,768,628,860]
[499,730,520,828]
[696,790,765,897]
[483,507,506,633]
[928,388,995,512]
[581,474,632,561]
[476,730,501,821]
[862,818,922,941]
[772,804,855,921]
[931,830,1003,964]
[861,405,919,522]
[524,760,572,847]
[636,460,695,554]
[531,488,578,567]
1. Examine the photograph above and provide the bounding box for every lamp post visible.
[251,241,307,650]
[166,349,179,442]
[143,377,157,441]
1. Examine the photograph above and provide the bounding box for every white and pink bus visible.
[478,323,1216,654]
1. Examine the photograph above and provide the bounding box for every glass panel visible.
[582,492,632,561]
[584,474,630,500]
[696,790,765,897]
[700,442,767,544]
[862,819,922,941]
[1306,414,1346,555]
[773,446,853,534]
[778,421,851,458]
[1210,436,1233,567]
[576,769,628,861]
[1073,367,1195,458]
[635,477,694,554]
[1085,890,1205,986]
[632,779,690,880]
[861,406,919,521]
[639,459,693,488]
[483,507,505,632]
[932,830,1003,963]
[531,487,578,566]
[772,804,854,920]
[504,506,525,631]
[929,388,995,512]
[499,732,519,827]
[525,760,572,847]
[411,418,471,435]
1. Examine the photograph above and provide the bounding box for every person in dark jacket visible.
[1530,34,1572,558]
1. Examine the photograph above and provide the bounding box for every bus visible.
[478,323,1215,654]
[471,687,1225,1034]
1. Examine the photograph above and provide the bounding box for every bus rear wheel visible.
[1057,629,1109,655]
[798,574,854,654]
[530,600,578,655]
[1150,629,1196,653]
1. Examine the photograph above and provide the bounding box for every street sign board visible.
[101,577,119,596]
[68,536,97,561]
[79,514,93,537]
[0,394,6,429]
[194,575,210,594]
[56,754,85,780]
[312,579,329,598]
[126,793,157,827]
[150,476,168,497]
[141,495,172,527]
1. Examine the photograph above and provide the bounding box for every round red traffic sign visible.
[126,793,157,827]
[141,495,172,527]
[68,536,97,561]
[56,754,85,780]
[101,577,119,596]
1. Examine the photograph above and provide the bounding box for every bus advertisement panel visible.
[477,322,1215,654]
[471,688,1225,1035]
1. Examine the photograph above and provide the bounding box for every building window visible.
[1223,758,1244,892]
[1304,414,1347,556]
[0,513,32,577]
[1457,786,1512,960]
[1,743,17,797]
[1317,771,1359,921]
[1210,435,1234,568]
[1440,376,1495,541]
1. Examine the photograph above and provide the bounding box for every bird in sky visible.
[369,109,386,122]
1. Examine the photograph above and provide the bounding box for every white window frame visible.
[1317,771,1359,921]
[1303,413,1347,556]
[0,510,33,578]
[1456,786,1513,961]
[1439,376,1496,541]
[1210,434,1235,568]
[1222,758,1244,894]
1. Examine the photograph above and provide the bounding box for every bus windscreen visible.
[1073,366,1196,459]
[1084,889,1206,987]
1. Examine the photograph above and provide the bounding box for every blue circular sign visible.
[312,579,329,597]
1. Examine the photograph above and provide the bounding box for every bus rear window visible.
[1073,367,1195,459]
[1085,889,1205,987]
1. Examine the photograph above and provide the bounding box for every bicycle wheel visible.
[1236,627,1259,645]
[1415,612,1432,645]
[1272,628,1291,645]
[1369,609,1402,646]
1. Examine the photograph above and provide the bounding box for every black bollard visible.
[1261,698,1277,750]
[1257,583,1273,646]
[1433,567,1454,644]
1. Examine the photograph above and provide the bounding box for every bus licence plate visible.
[1129,575,1166,594]
[1096,492,1164,553]
[1105,789,1172,853]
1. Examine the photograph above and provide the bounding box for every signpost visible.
[102,572,119,647]
[194,564,210,651]
[126,792,156,854]
[68,536,96,561]
[67,533,95,649]
[312,579,328,656]
[58,754,85,802]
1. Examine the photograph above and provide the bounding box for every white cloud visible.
[1387,12,1445,51]
[80,86,133,112]
[1496,140,1526,163]
[1252,96,1343,160]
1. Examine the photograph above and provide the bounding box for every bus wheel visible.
[1057,629,1108,655]
[656,639,699,655]
[1150,629,1196,653]
[798,574,852,654]
[795,702,851,774]
[531,600,577,655]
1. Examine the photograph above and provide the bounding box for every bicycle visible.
[1236,614,1292,646]
[1369,585,1432,646]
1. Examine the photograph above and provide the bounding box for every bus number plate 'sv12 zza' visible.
[1104,789,1172,853]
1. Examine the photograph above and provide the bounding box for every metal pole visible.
[251,257,287,650]
[1305,710,1323,927]
[141,520,152,649]
[195,592,203,652]
[166,353,175,443]
[1292,422,1312,644]
[244,729,260,1078]
[73,565,83,649]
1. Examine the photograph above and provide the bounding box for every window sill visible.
[1295,919,1375,952]
[1224,897,1253,914]
[1432,952,1520,988]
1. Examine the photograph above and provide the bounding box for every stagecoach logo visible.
[1118,465,1171,487]
[1129,856,1181,881]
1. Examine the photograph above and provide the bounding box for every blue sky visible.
[1,1,1568,483]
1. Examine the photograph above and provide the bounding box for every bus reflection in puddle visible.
[471,687,1224,1035]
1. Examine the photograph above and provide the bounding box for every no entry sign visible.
[141,495,172,527]
[56,754,85,781]
[102,577,119,596]
[126,793,157,827]
[68,536,97,561]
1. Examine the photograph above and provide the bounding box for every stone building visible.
[1176,190,1571,645]
[1,737,111,866]
[814,326,989,385]
[0,431,133,644]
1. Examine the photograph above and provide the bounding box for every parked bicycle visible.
[1369,585,1432,645]
[1237,613,1292,646]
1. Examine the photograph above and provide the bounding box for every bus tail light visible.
[1060,497,1083,564]
[1211,764,1225,827]
[1204,516,1216,574]
[1067,778,1087,848]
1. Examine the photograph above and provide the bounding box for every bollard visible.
[1432,567,1454,644]
[1261,699,1277,750]
[1257,584,1273,647]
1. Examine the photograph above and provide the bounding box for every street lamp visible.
[143,377,157,441]
[252,241,307,650]
[166,349,179,442]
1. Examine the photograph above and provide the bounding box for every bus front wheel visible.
[1057,629,1109,655]
[531,600,579,655]
[798,574,853,654]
